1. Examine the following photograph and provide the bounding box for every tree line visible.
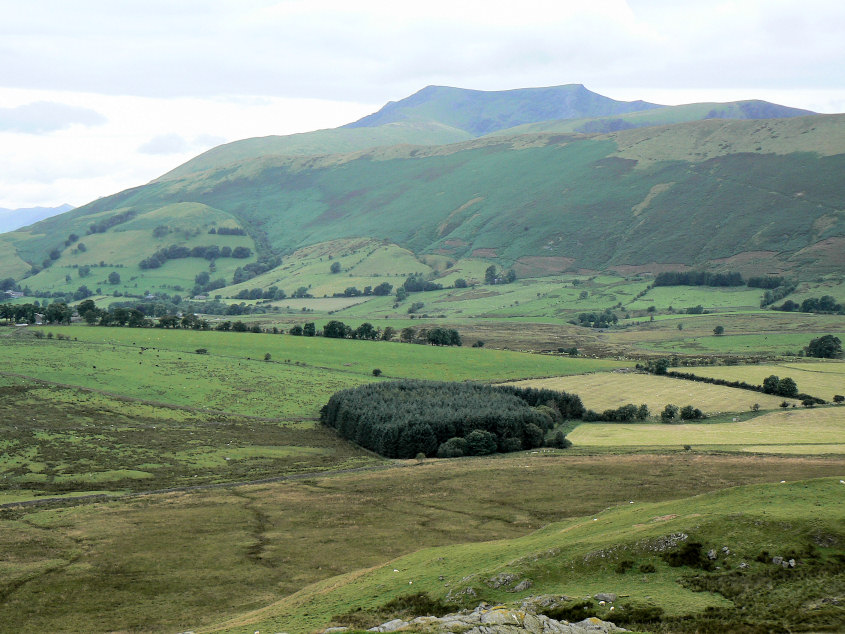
[320,381,582,459]
[653,271,745,287]
[139,244,252,269]
[639,359,826,404]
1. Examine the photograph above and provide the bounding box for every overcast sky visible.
[1,0,844,210]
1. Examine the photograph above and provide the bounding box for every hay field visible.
[508,371,797,415]
[684,361,845,402]
[568,406,845,454]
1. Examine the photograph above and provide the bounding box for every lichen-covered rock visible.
[512,579,533,593]
[343,604,627,634]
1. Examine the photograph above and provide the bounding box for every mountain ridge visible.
[0,85,842,300]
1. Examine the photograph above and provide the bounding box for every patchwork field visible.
[507,371,798,415]
[567,407,845,454]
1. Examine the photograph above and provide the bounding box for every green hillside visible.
[161,120,473,180]
[208,478,845,633]
[0,88,843,299]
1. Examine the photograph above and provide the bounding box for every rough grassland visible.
[683,361,845,401]
[207,478,845,634]
[0,375,378,498]
[507,372,798,415]
[567,407,844,453]
[1,455,842,633]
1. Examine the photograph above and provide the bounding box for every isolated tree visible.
[303,322,316,337]
[505,269,517,283]
[805,334,842,358]
[484,265,497,285]
[454,278,468,288]
[330,261,341,274]
[108,271,121,284]
[713,325,725,335]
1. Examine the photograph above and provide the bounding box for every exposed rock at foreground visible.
[325,603,626,633]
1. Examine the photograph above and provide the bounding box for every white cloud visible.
[0,0,843,208]
[0,101,105,133]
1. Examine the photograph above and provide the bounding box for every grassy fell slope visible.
[207,478,845,633]
[496,99,815,136]
[2,114,844,289]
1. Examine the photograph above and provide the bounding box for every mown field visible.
[2,455,842,633]
[683,361,845,401]
[567,407,845,454]
[508,371,799,415]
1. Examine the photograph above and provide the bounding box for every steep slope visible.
[161,121,473,180]
[345,84,660,135]
[2,115,844,296]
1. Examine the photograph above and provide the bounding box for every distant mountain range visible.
[0,84,841,299]
[0,204,73,234]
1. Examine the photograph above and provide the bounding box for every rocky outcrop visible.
[325,604,626,634]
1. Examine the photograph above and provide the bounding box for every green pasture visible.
[567,406,844,454]
[0,334,373,418]
[625,285,764,311]
[647,332,833,355]
[28,325,632,383]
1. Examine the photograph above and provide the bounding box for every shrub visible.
[372,368,382,377]
[680,405,704,420]
[465,429,498,456]
[639,563,656,573]
[660,404,679,422]
[195,348,208,354]
[437,437,468,458]
[664,542,714,570]
[615,559,634,574]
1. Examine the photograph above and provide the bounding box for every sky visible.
[1,0,844,210]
